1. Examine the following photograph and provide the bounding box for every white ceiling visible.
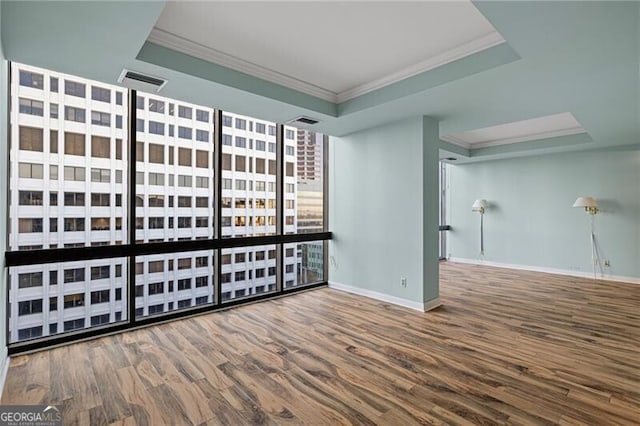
[151,1,504,102]
[441,112,587,149]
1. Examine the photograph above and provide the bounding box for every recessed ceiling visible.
[3,1,637,162]
[150,1,504,103]
[441,112,587,149]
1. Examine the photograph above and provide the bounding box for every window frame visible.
[6,70,330,354]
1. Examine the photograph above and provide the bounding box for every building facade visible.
[8,63,320,343]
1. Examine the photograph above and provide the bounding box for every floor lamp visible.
[573,196,600,279]
[472,199,487,257]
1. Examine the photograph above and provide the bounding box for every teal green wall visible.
[447,147,640,279]
[0,2,8,374]
[329,116,439,304]
[422,117,440,301]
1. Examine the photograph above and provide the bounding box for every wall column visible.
[422,116,441,309]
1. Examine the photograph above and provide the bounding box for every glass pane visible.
[439,160,447,259]
[221,112,277,238]
[10,62,128,250]
[135,250,215,318]
[135,91,214,242]
[221,244,277,302]
[284,241,324,289]
[9,258,128,343]
[283,127,324,234]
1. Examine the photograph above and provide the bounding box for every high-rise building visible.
[8,62,320,342]
[296,129,322,182]
[292,129,324,282]
[10,63,130,341]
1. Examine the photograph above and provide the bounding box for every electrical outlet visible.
[401,277,407,287]
[604,260,611,267]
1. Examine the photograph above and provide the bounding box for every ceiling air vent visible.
[118,69,167,93]
[287,116,320,127]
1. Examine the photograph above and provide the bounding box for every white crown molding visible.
[448,257,640,285]
[335,31,505,103]
[328,281,442,312]
[147,28,338,102]
[147,27,504,104]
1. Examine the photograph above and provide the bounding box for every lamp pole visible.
[573,197,600,280]
[480,208,484,256]
[472,199,487,259]
[590,213,596,280]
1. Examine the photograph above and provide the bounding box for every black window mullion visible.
[276,125,284,237]
[5,63,11,255]
[127,89,137,325]
[5,63,13,347]
[214,109,222,305]
[323,134,329,282]
[5,232,331,266]
[276,124,284,293]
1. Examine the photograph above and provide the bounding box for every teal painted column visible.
[422,116,441,308]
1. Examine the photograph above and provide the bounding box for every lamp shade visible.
[472,199,487,210]
[573,197,598,208]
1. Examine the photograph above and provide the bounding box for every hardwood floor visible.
[2,262,639,425]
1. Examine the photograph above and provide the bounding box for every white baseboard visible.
[328,281,441,312]
[0,349,9,400]
[448,257,640,285]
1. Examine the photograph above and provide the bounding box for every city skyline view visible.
[9,62,325,343]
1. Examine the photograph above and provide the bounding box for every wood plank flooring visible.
[2,262,639,425]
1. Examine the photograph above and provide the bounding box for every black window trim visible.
[5,76,331,355]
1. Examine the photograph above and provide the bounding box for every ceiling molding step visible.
[335,31,505,103]
[147,27,339,102]
[441,126,587,150]
[469,127,587,149]
[148,27,505,106]
[440,134,472,149]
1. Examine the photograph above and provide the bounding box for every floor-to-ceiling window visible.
[439,160,449,260]
[6,62,330,352]
[10,64,130,342]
